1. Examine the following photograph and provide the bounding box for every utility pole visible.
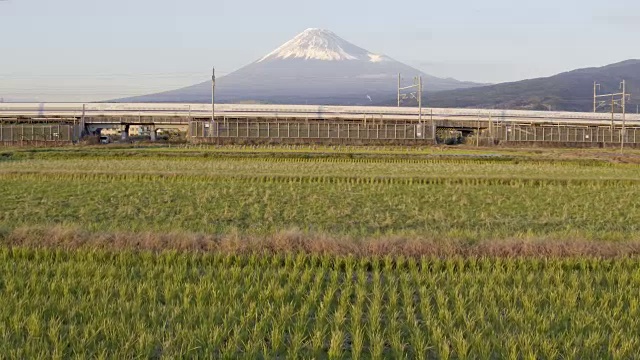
[211,67,216,137]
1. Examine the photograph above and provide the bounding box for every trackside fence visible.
[0,122,82,146]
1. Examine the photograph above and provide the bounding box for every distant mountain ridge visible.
[119,28,482,105]
[419,60,640,112]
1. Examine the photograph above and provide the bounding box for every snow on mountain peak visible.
[258,28,389,63]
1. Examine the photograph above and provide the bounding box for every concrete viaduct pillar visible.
[121,124,130,141]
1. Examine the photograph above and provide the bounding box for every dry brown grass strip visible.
[3,225,640,258]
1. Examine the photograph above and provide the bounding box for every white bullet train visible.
[1,103,639,127]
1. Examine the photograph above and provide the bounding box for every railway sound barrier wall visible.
[189,121,435,142]
[189,120,640,147]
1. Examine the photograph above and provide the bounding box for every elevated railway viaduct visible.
[2,103,640,147]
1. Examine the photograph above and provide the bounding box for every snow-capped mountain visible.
[119,29,482,105]
[258,28,390,63]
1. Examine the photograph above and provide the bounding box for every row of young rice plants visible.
[3,155,640,180]
[1,247,639,358]
[12,143,640,158]
[1,144,539,158]
[0,172,639,239]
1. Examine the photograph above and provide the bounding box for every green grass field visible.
[1,145,640,358]
[2,147,640,240]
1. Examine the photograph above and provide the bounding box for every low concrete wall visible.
[189,137,640,149]
[190,137,437,146]
[0,140,74,147]
[499,141,640,149]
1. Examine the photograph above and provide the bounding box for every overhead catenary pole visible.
[418,75,423,127]
[611,95,615,129]
[211,67,216,137]
[593,82,600,112]
[397,74,421,106]
[593,79,630,133]
[81,104,86,138]
[621,80,627,150]
[397,74,423,130]
[397,74,401,107]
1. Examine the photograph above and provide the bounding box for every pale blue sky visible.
[1,0,638,101]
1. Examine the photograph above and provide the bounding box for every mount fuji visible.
[120,28,483,105]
